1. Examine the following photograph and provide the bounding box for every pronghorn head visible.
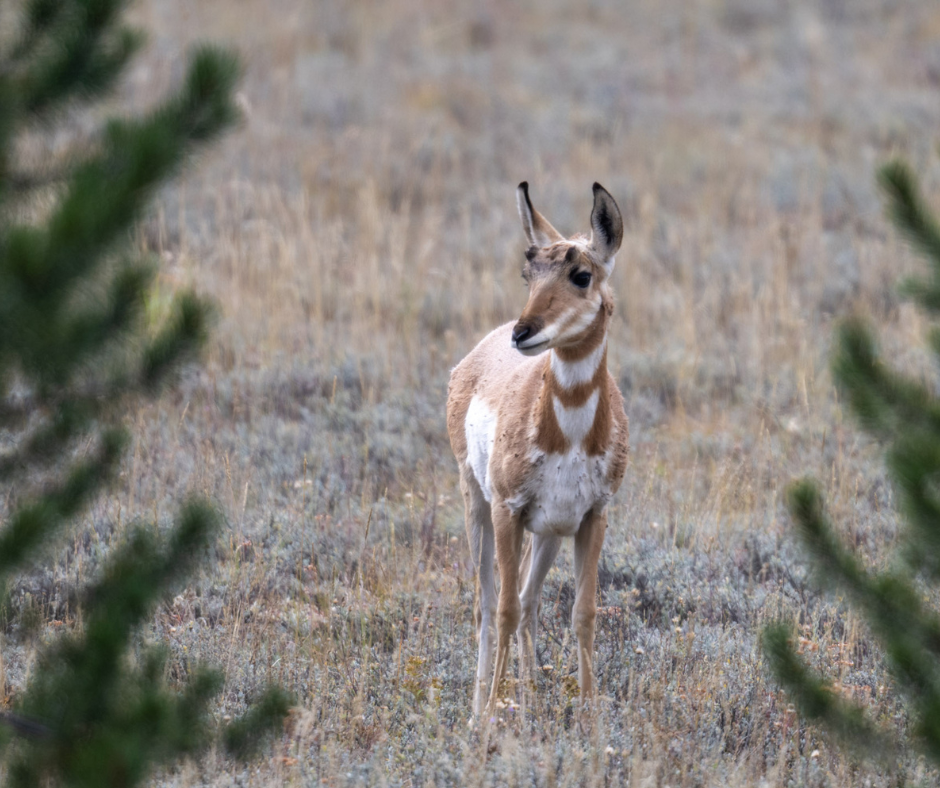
[511,182,624,357]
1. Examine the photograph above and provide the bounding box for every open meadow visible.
[6,0,940,785]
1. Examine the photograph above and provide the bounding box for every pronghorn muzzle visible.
[511,317,545,353]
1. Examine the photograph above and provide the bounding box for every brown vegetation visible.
[6,0,940,784]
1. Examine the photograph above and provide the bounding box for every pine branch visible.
[879,159,940,267]
[0,398,98,482]
[788,482,940,674]
[786,480,940,760]
[0,712,51,741]
[888,435,940,577]
[16,1,141,120]
[0,3,289,781]
[223,687,295,762]
[0,285,211,488]
[0,428,126,585]
[5,504,226,787]
[0,48,238,397]
[878,161,940,314]
[832,319,940,441]
[4,48,238,313]
[765,143,940,771]
[3,164,73,191]
[141,291,213,393]
[762,623,895,760]
[4,0,68,66]
[78,501,219,654]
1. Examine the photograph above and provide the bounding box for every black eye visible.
[570,270,591,288]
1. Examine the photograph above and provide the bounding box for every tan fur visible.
[447,182,629,720]
[448,322,628,507]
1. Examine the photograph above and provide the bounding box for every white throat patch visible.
[552,389,599,445]
[550,340,606,390]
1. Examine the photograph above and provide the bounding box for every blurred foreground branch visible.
[764,158,940,767]
[0,1,290,785]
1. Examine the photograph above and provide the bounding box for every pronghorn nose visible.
[512,324,532,345]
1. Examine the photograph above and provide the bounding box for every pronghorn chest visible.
[521,393,613,537]
[463,348,619,534]
[465,391,615,528]
[520,352,614,535]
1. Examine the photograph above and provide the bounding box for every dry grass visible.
[6,0,940,785]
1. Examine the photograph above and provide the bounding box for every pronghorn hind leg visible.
[518,534,532,595]
[572,508,608,709]
[460,470,496,720]
[517,533,561,717]
[486,501,523,716]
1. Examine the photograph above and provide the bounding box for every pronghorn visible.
[447,182,629,718]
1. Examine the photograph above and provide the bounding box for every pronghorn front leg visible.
[486,500,524,715]
[517,533,561,713]
[572,507,608,705]
[460,472,496,720]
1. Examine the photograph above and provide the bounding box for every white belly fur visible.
[465,395,497,502]
[524,448,611,537]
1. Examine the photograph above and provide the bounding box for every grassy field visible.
[6,0,940,784]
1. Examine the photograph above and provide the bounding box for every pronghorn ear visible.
[517,182,564,248]
[589,183,623,270]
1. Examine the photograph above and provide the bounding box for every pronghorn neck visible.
[536,322,611,456]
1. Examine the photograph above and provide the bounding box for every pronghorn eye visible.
[570,270,591,288]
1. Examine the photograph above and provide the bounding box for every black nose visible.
[512,324,532,345]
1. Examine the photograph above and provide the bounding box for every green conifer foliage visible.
[0,1,290,784]
[763,159,940,765]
